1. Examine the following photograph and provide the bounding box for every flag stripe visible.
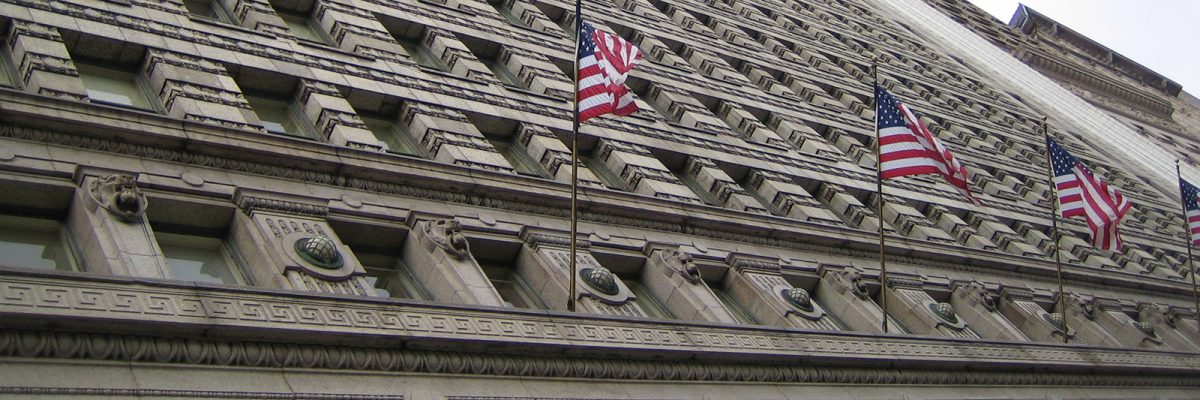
[577,22,643,122]
[875,84,978,204]
[1047,137,1129,251]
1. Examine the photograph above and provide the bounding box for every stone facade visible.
[0,0,1197,398]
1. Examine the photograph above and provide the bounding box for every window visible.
[481,264,546,309]
[183,0,232,23]
[624,280,673,319]
[75,62,156,111]
[277,9,332,45]
[0,48,17,88]
[360,255,428,299]
[0,215,79,271]
[156,232,247,285]
[360,114,426,157]
[488,0,527,27]
[243,92,315,139]
[488,137,546,177]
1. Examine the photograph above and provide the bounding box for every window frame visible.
[155,231,250,286]
[74,60,160,113]
[242,91,320,140]
[0,214,81,272]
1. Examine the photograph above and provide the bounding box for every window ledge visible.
[188,16,278,40]
[296,40,377,62]
[507,86,567,102]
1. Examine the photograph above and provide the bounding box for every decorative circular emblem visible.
[781,288,814,312]
[929,302,958,324]
[580,267,619,295]
[1135,321,1157,337]
[1045,312,1064,330]
[294,235,343,269]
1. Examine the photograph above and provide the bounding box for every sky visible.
[966,0,1200,94]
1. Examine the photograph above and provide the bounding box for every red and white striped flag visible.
[577,21,642,122]
[1178,177,1200,246]
[1047,137,1131,251]
[874,84,978,204]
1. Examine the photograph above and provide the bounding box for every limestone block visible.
[401,219,505,307]
[596,139,702,204]
[509,0,561,34]
[427,30,494,84]
[67,170,168,279]
[971,213,1041,256]
[725,258,842,331]
[227,0,288,35]
[7,20,87,102]
[880,200,956,244]
[926,205,996,250]
[1060,295,1124,347]
[296,80,385,149]
[747,170,842,225]
[517,124,600,186]
[684,157,767,214]
[516,232,645,317]
[768,117,843,159]
[401,102,512,173]
[503,48,572,99]
[818,184,893,233]
[143,49,261,131]
[638,246,737,323]
[949,282,1029,341]
[815,268,895,333]
[997,288,1079,344]
[1093,303,1168,350]
[886,282,980,338]
[228,190,371,296]
[1137,304,1200,351]
[715,102,786,146]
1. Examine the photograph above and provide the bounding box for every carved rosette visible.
[88,174,148,222]
[928,302,967,331]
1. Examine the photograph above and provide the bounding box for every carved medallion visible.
[88,174,148,221]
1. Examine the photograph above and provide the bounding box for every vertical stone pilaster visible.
[400,102,510,172]
[640,244,738,324]
[970,213,1041,256]
[1092,299,1168,349]
[997,287,1079,344]
[595,139,703,204]
[7,20,87,102]
[713,102,787,147]
[746,170,843,226]
[724,255,842,331]
[814,267,899,334]
[1138,304,1200,352]
[297,79,386,150]
[313,0,391,55]
[517,231,648,317]
[817,183,893,233]
[1060,294,1124,347]
[949,282,1030,341]
[504,47,571,99]
[228,189,372,296]
[426,29,495,85]
[402,219,505,307]
[884,278,981,339]
[67,168,167,278]
[143,49,263,133]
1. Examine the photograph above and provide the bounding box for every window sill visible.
[296,40,377,62]
[188,16,278,40]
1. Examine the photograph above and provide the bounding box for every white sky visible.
[966,0,1200,94]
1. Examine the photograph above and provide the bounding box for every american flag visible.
[1179,177,1200,246]
[1046,137,1130,251]
[577,21,642,122]
[874,84,978,204]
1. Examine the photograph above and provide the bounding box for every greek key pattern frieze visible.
[0,274,1196,372]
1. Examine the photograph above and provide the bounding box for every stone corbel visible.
[403,216,505,307]
[1060,293,1124,347]
[949,281,1029,341]
[1137,303,1198,351]
[885,274,976,338]
[997,285,1076,343]
[641,243,738,323]
[815,265,892,333]
[68,167,167,278]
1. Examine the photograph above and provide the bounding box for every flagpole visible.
[567,0,583,312]
[1040,116,1068,344]
[1175,160,1200,320]
[873,62,889,334]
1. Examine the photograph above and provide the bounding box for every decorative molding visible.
[0,387,402,399]
[0,273,1196,373]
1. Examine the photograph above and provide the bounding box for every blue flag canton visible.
[577,22,597,60]
[874,84,906,130]
[1046,137,1081,178]
[1181,178,1200,211]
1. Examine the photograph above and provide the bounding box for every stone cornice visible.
[1016,46,1173,117]
[0,269,1198,379]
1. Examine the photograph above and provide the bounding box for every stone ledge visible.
[0,270,1197,377]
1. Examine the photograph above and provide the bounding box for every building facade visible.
[0,0,1197,398]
